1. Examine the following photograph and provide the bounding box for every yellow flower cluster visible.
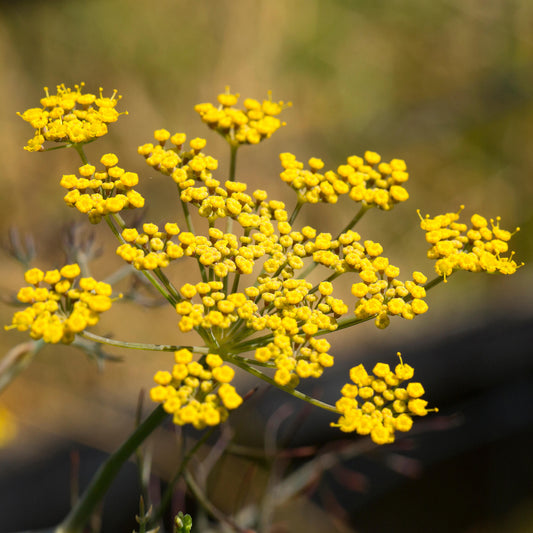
[251,278,337,386]
[352,268,429,329]
[420,208,522,280]
[138,133,219,185]
[280,151,409,209]
[117,221,182,271]
[150,349,242,429]
[129,125,432,391]
[61,154,145,224]
[5,264,118,344]
[18,83,125,152]
[13,85,522,442]
[176,282,257,332]
[194,88,291,146]
[333,354,433,444]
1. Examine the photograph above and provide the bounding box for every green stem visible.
[227,354,339,413]
[228,144,238,182]
[181,199,195,234]
[231,271,241,294]
[80,331,209,354]
[183,470,242,532]
[150,427,216,526]
[317,274,446,335]
[289,200,303,226]
[71,145,181,305]
[153,267,180,305]
[309,271,341,295]
[424,274,446,292]
[299,204,370,281]
[104,213,122,240]
[226,352,275,368]
[111,212,126,230]
[181,199,208,283]
[337,204,369,237]
[105,214,175,304]
[72,144,89,164]
[225,144,239,235]
[56,406,168,533]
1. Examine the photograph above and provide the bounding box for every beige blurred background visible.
[0,0,532,522]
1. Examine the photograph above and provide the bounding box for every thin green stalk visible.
[111,212,126,230]
[298,204,371,281]
[80,331,209,354]
[181,199,208,283]
[231,271,241,294]
[298,258,319,282]
[139,269,176,304]
[227,354,339,414]
[317,314,374,335]
[70,144,181,305]
[229,332,275,354]
[134,394,151,511]
[228,144,238,182]
[183,470,243,533]
[72,144,89,164]
[424,274,446,292]
[104,214,123,241]
[181,199,196,234]
[150,427,216,526]
[308,271,341,295]
[221,316,247,346]
[336,204,369,237]
[226,352,276,368]
[288,200,303,226]
[153,267,180,305]
[225,144,239,235]
[315,273,447,335]
[56,406,168,533]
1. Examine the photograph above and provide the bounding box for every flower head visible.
[280,151,409,210]
[194,87,291,147]
[6,265,120,344]
[13,83,522,443]
[419,207,522,280]
[61,154,144,223]
[18,84,126,151]
[332,353,434,444]
[150,349,242,430]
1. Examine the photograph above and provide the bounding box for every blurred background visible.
[0,0,532,531]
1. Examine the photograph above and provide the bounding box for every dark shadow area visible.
[0,445,139,533]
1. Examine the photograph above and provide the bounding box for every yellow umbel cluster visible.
[420,208,522,279]
[12,84,523,440]
[138,133,219,186]
[280,151,409,210]
[352,268,429,329]
[150,349,242,429]
[175,282,257,332]
[18,83,125,151]
[194,88,291,146]
[61,154,144,223]
[5,265,120,344]
[332,354,433,444]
